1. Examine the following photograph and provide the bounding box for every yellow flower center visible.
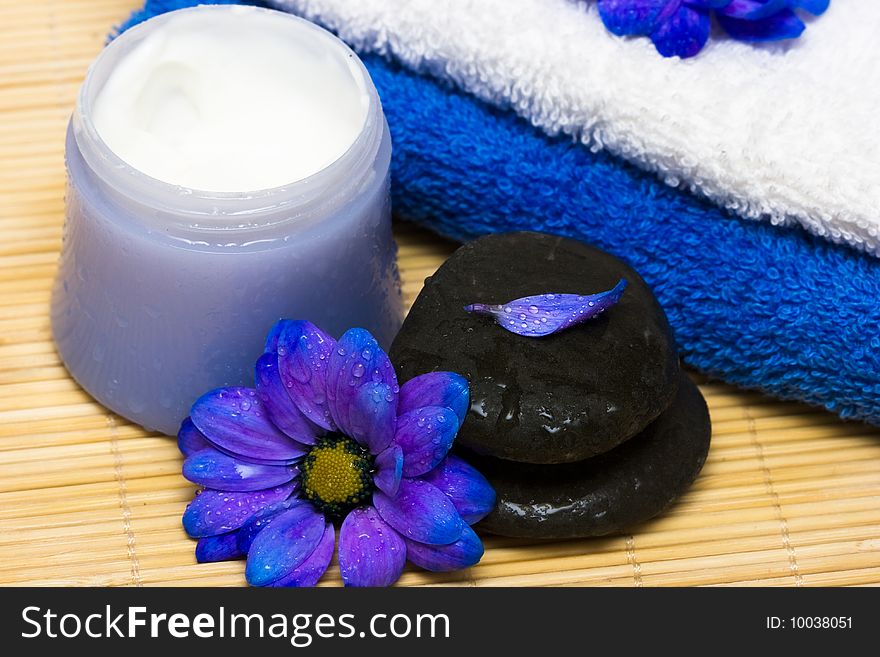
[300,434,373,516]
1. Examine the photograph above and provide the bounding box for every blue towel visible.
[122,2,880,425]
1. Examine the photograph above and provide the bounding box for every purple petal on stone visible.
[270,523,335,587]
[182,483,296,538]
[190,387,308,463]
[597,0,674,36]
[374,444,403,497]
[338,506,407,587]
[237,497,304,553]
[348,382,397,453]
[327,328,399,439]
[398,372,469,425]
[651,4,711,57]
[716,8,804,41]
[177,417,212,457]
[374,479,463,546]
[393,406,459,478]
[419,454,496,525]
[464,279,627,338]
[277,320,337,431]
[256,352,321,445]
[195,532,244,563]
[183,447,298,492]
[245,503,327,586]
[404,524,483,572]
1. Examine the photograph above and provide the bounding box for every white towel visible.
[272,0,880,255]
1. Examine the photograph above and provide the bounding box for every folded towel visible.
[123,1,880,426]
[272,0,880,257]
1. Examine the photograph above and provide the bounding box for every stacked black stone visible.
[390,232,711,538]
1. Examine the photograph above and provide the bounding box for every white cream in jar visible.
[91,5,369,192]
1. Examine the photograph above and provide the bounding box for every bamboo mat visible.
[1,0,879,588]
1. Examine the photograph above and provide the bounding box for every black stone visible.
[390,232,680,464]
[469,374,711,539]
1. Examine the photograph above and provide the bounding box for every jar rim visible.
[72,5,385,227]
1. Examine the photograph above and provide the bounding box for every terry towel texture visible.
[123,1,880,426]
[273,0,880,256]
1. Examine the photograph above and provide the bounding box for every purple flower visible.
[596,0,830,58]
[179,320,495,587]
[464,279,627,337]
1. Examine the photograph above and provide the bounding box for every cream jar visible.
[52,6,401,435]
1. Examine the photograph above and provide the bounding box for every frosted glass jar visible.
[52,7,401,435]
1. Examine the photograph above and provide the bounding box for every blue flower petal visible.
[597,0,674,36]
[338,506,407,587]
[393,406,459,477]
[717,7,805,41]
[419,455,496,525]
[373,479,463,546]
[326,328,399,445]
[347,381,397,454]
[374,444,403,497]
[236,498,302,553]
[717,0,788,20]
[276,321,337,431]
[183,447,298,492]
[270,523,335,587]
[245,503,326,586]
[687,0,734,8]
[651,4,711,57]
[264,319,289,353]
[182,483,296,538]
[398,372,469,424]
[404,524,484,572]
[464,279,627,338]
[256,352,321,445]
[195,532,244,563]
[792,0,829,15]
[177,417,211,457]
[190,387,308,463]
